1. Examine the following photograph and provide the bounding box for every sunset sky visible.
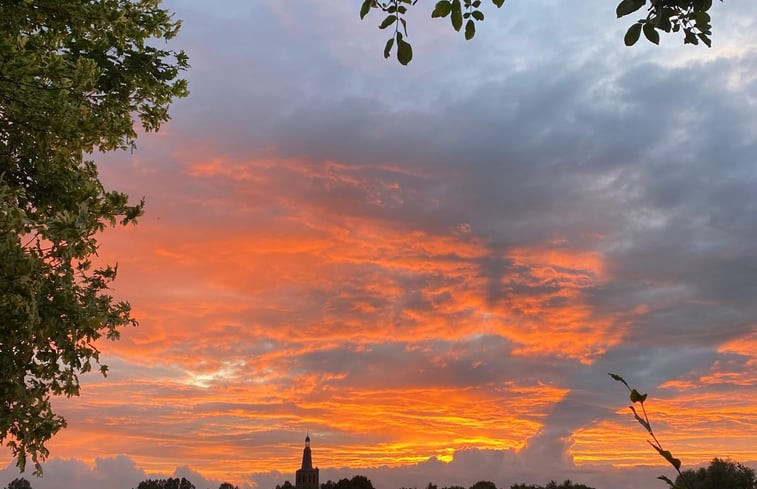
[2,1,757,488]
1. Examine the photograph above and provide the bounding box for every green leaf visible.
[472,10,484,21]
[624,22,642,45]
[396,33,413,65]
[359,0,372,19]
[384,37,394,59]
[451,0,463,31]
[464,19,475,40]
[379,15,397,29]
[643,23,660,44]
[616,0,645,18]
[492,0,505,7]
[431,0,452,18]
[698,32,712,47]
[630,388,648,403]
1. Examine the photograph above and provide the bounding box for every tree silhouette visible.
[510,481,595,489]
[135,477,196,489]
[675,458,756,489]
[470,481,497,489]
[5,478,32,489]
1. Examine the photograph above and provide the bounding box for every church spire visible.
[296,434,319,489]
[301,434,313,470]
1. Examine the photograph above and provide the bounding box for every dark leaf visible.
[379,15,397,29]
[431,1,452,18]
[643,22,660,44]
[360,0,372,19]
[630,388,647,403]
[629,405,651,432]
[616,0,645,18]
[609,373,631,390]
[397,33,413,65]
[384,37,394,58]
[657,475,676,488]
[624,23,642,46]
[451,0,463,31]
[465,19,475,40]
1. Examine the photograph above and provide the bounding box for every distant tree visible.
[332,476,375,489]
[320,481,336,489]
[135,477,195,489]
[350,476,375,489]
[675,458,756,489]
[510,482,595,489]
[219,483,240,489]
[6,478,32,489]
[470,481,497,489]
[425,483,438,489]
[442,485,465,489]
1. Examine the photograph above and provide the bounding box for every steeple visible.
[301,434,312,469]
[295,434,319,489]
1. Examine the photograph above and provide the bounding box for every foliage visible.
[510,481,596,489]
[617,0,721,47]
[359,0,724,64]
[0,0,187,475]
[469,481,497,489]
[609,373,688,488]
[277,481,295,489]
[134,478,196,489]
[219,483,240,489]
[675,458,757,489]
[5,479,32,489]
[329,476,375,489]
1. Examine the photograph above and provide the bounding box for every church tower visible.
[295,434,319,489]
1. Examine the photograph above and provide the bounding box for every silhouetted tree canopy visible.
[676,458,757,489]
[328,475,375,489]
[135,477,196,489]
[5,478,32,489]
[470,481,497,489]
[510,481,595,489]
[277,481,296,489]
[219,483,240,489]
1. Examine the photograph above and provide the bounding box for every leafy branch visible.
[360,0,723,64]
[609,373,693,489]
[617,0,723,47]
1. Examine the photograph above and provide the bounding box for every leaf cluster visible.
[617,0,722,47]
[0,0,187,475]
[360,0,724,64]
[360,0,506,65]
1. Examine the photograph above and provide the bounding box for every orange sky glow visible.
[3,2,757,489]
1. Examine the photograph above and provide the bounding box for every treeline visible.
[5,458,755,489]
[274,475,594,489]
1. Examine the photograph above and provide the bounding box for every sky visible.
[3,1,757,488]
